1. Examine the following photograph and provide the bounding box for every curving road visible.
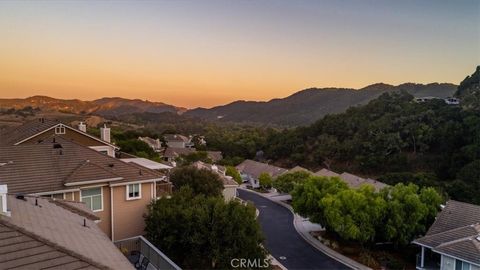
[238,189,350,270]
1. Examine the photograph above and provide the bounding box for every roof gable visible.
[0,195,133,269]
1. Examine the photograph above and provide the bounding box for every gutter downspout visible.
[110,187,114,241]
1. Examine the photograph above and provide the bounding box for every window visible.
[81,187,103,211]
[55,125,66,134]
[127,184,141,200]
[456,260,471,270]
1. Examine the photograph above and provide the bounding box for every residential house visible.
[236,159,288,188]
[413,200,480,270]
[0,137,172,242]
[0,190,134,269]
[192,161,239,201]
[138,136,163,152]
[163,147,223,164]
[0,118,118,157]
[314,169,388,191]
[163,147,196,163]
[164,134,194,148]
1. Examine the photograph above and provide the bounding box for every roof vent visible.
[108,164,114,168]
[15,194,26,201]
[53,143,63,149]
[139,170,143,175]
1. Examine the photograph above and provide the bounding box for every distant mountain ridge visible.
[0,82,457,126]
[0,96,186,116]
[185,83,457,126]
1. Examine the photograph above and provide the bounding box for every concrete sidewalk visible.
[241,188,371,270]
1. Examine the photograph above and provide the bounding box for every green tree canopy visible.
[145,187,267,269]
[273,171,311,193]
[225,166,242,185]
[169,166,224,197]
[291,176,348,225]
[321,185,387,243]
[379,183,443,245]
[258,172,273,189]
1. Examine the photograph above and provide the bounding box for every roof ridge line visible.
[422,224,480,239]
[57,137,160,177]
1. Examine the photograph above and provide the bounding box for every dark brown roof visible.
[414,200,480,265]
[0,118,60,146]
[0,137,164,194]
[65,160,121,185]
[236,159,288,179]
[0,195,134,269]
[0,118,118,149]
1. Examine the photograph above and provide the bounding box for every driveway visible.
[238,189,350,270]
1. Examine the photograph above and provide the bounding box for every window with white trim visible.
[127,183,141,200]
[81,187,103,211]
[55,125,66,134]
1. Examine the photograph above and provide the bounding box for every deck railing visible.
[115,236,181,270]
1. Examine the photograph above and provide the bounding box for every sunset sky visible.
[0,1,478,108]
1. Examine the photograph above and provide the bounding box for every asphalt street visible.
[238,189,350,270]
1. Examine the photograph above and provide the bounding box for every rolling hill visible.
[0,96,186,116]
[185,83,457,126]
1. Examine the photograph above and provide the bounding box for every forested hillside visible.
[264,88,479,204]
[186,83,457,126]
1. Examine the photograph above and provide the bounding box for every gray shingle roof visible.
[236,159,288,179]
[0,137,164,194]
[314,168,339,177]
[414,200,480,266]
[0,195,134,269]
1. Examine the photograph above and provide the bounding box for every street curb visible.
[239,188,371,270]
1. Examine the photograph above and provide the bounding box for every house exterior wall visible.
[223,186,237,201]
[111,183,155,241]
[28,183,158,241]
[166,141,185,148]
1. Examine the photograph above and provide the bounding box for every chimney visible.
[78,122,87,132]
[0,185,10,216]
[100,124,111,143]
[211,164,218,172]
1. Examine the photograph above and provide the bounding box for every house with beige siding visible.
[0,136,172,241]
[0,118,118,157]
[0,191,134,269]
[192,161,238,201]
